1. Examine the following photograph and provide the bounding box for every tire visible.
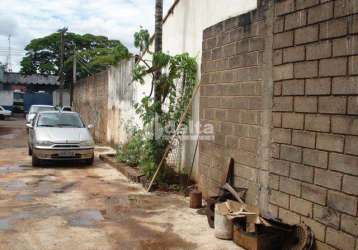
[32,155,41,167]
[85,157,94,165]
[28,147,32,156]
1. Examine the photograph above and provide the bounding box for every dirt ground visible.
[0,117,240,250]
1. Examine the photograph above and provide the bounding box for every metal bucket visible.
[214,203,233,240]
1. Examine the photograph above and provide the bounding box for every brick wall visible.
[73,70,108,143]
[199,3,273,208]
[200,0,358,249]
[270,0,358,249]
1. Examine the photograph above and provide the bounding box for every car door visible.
[28,115,37,148]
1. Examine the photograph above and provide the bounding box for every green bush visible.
[116,129,144,167]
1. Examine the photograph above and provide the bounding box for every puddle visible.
[0,180,27,191]
[16,194,33,201]
[0,212,32,231]
[0,165,26,174]
[68,209,104,227]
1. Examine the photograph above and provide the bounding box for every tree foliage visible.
[20,31,130,84]
[116,28,198,181]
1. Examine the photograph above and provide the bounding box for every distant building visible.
[0,68,66,112]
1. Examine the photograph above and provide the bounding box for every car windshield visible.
[37,113,84,128]
[29,106,55,114]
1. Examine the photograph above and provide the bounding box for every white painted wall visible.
[52,90,70,106]
[107,58,152,145]
[160,0,257,178]
[0,91,13,107]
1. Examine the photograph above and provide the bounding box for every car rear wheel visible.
[32,155,42,166]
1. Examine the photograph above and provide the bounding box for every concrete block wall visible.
[199,3,273,208]
[200,0,358,249]
[271,0,358,249]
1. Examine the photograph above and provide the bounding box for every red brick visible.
[307,2,333,24]
[273,82,282,96]
[294,96,317,113]
[319,57,347,77]
[273,112,282,128]
[295,25,319,45]
[294,61,318,78]
[320,17,348,39]
[285,10,307,30]
[306,41,331,60]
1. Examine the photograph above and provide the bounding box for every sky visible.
[0,0,172,72]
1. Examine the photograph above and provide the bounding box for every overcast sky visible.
[0,0,172,72]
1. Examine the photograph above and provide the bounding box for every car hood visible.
[35,127,93,143]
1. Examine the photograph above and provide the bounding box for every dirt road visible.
[0,118,239,250]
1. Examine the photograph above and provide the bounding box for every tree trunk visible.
[154,0,163,109]
[153,0,163,163]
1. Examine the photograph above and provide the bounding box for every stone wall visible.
[199,0,358,249]
[73,71,108,143]
[270,0,358,249]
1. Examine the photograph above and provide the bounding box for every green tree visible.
[20,31,130,84]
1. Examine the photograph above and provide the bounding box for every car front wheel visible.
[32,155,41,166]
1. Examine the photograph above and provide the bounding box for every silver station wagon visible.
[27,111,95,166]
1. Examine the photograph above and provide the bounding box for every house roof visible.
[2,72,59,86]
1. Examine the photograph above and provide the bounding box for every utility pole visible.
[59,28,67,107]
[6,35,12,72]
[71,47,76,106]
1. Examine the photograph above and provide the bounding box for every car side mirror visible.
[87,124,94,129]
[26,123,33,129]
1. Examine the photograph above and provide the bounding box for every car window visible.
[29,106,55,113]
[37,113,84,128]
